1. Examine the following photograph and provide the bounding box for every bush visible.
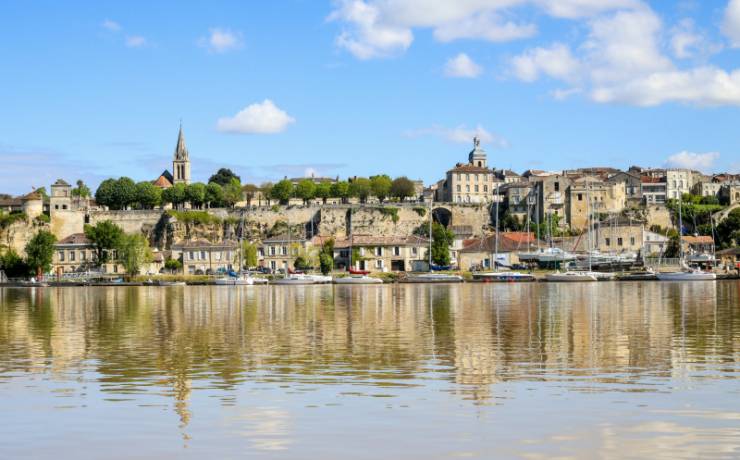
[413,207,427,217]
[378,207,400,223]
[0,211,27,229]
[166,210,222,225]
[34,214,50,224]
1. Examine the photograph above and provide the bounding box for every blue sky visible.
[1,0,739,195]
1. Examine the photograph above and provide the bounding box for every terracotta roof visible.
[21,191,43,201]
[0,197,22,206]
[460,232,539,253]
[448,163,494,173]
[332,234,428,249]
[56,233,91,245]
[683,235,713,245]
[153,172,173,188]
[640,176,664,183]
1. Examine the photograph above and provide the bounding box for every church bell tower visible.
[172,123,191,185]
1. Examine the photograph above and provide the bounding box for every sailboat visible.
[547,179,599,282]
[335,221,383,284]
[406,198,463,283]
[215,209,255,285]
[474,184,535,282]
[657,199,716,281]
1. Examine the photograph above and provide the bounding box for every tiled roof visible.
[172,239,238,249]
[262,234,306,244]
[640,176,664,183]
[683,235,713,245]
[332,234,428,249]
[21,191,43,201]
[448,163,494,173]
[153,173,173,188]
[460,232,539,253]
[56,233,91,245]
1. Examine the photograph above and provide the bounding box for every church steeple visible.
[172,122,191,185]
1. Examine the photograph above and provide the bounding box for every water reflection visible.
[0,282,739,458]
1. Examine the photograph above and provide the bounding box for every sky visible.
[1,0,740,195]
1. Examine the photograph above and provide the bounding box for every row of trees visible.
[258,175,417,206]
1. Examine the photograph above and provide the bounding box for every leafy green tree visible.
[136,181,162,209]
[259,182,273,206]
[117,233,152,277]
[164,258,182,273]
[295,179,317,205]
[205,182,225,208]
[71,180,91,198]
[430,222,454,266]
[331,181,350,203]
[84,220,124,264]
[664,233,681,258]
[370,175,392,203]
[241,241,258,268]
[349,177,372,203]
[0,249,30,278]
[700,195,719,205]
[208,168,241,187]
[25,230,56,276]
[242,184,259,206]
[315,180,332,204]
[95,178,117,208]
[35,187,49,200]
[222,178,243,208]
[163,183,187,209]
[391,176,416,202]
[319,238,335,275]
[716,208,740,249]
[185,183,207,209]
[271,179,294,205]
[112,177,137,210]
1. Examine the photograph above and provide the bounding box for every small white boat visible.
[545,271,597,282]
[215,275,254,285]
[157,280,186,286]
[334,275,383,284]
[251,277,269,285]
[656,269,716,281]
[405,273,464,283]
[473,272,535,282]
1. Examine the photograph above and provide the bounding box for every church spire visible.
[174,122,189,161]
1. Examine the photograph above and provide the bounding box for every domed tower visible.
[468,136,487,168]
[172,123,191,185]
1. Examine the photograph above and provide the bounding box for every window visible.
[484,185,488,193]
[58,251,64,262]
[474,185,479,192]
[55,205,59,210]
[617,237,623,246]
[475,174,479,182]
[215,252,221,261]
[269,246,275,256]
[412,247,418,256]
[80,251,86,261]
[376,260,383,269]
[630,237,635,246]
[281,246,287,255]
[270,261,276,270]
[457,173,461,181]
[69,251,75,261]
[554,182,560,192]
[466,185,470,192]
[62,204,68,210]
[466,174,470,181]
[605,238,611,246]
[578,193,583,201]
[394,246,400,256]
[189,251,194,260]
[375,247,383,256]
[456,185,461,192]
[200,251,206,260]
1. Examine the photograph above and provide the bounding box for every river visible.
[1,282,739,459]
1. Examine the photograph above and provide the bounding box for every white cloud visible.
[216,100,295,134]
[671,19,702,59]
[125,35,146,48]
[510,43,581,83]
[405,124,507,147]
[328,1,413,59]
[536,0,641,19]
[444,53,483,78]
[665,151,720,172]
[101,19,121,32]
[722,0,740,47]
[199,28,243,54]
[433,12,536,43]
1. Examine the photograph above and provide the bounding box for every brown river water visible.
[1,282,739,459]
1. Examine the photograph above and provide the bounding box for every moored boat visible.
[334,275,383,284]
[545,271,597,282]
[473,271,535,282]
[404,273,464,283]
[656,269,716,281]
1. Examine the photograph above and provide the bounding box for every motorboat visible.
[334,274,383,284]
[156,280,186,286]
[656,268,716,281]
[545,271,597,282]
[617,269,657,281]
[404,273,464,283]
[271,273,333,285]
[473,271,536,282]
[215,275,254,285]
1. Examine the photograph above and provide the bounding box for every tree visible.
[716,208,740,249]
[222,178,243,208]
[242,184,259,206]
[25,230,56,276]
[185,183,207,209]
[391,176,416,202]
[136,181,162,209]
[295,179,317,205]
[208,168,241,187]
[271,179,294,205]
[95,178,117,208]
[112,177,137,210]
[664,233,681,258]
[259,182,274,206]
[294,255,310,270]
[370,175,392,203]
[349,177,372,203]
[35,187,49,200]
[117,233,152,277]
[315,181,332,204]
[0,249,30,278]
[164,258,182,273]
[331,181,350,203]
[430,222,454,266]
[71,180,91,198]
[163,183,187,209]
[205,182,225,208]
[84,220,124,264]
[319,238,335,275]
[242,241,258,268]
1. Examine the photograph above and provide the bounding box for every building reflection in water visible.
[0,282,738,448]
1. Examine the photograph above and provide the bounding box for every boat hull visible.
[334,276,383,284]
[473,272,536,282]
[546,272,597,282]
[656,272,717,281]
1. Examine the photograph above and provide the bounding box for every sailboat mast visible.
[428,198,433,271]
[586,179,592,272]
[678,198,684,261]
[494,183,500,272]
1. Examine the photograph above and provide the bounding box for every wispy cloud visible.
[125,35,146,48]
[198,28,243,53]
[444,53,483,78]
[665,151,720,172]
[100,19,147,48]
[405,124,508,148]
[101,19,121,32]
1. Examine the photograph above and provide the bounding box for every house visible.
[533,174,571,226]
[258,234,312,272]
[441,137,501,203]
[720,182,740,205]
[716,247,740,270]
[665,169,693,200]
[567,177,626,230]
[606,171,642,202]
[501,183,534,219]
[682,235,714,256]
[171,239,239,275]
[458,232,539,270]
[693,181,723,198]
[641,176,667,204]
[332,235,428,272]
[52,233,98,274]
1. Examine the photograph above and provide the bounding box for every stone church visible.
[153,124,191,188]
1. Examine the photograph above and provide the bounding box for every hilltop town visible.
[1,126,740,280]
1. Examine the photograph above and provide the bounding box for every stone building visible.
[457,231,538,270]
[171,239,238,274]
[172,124,191,185]
[641,177,667,204]
[606,171,642,202]
[50,233,128,275]
[332,234,428,272]
[258,234,310,272]
[501,183,534,219]
[665,169,692,200]
[442,137,501,203]
[720,182,740,205]
[533,174,571,227]
[567,177,626,230]
[693,181,723,198]
[50,179,72,212]
[20,191,44,219]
